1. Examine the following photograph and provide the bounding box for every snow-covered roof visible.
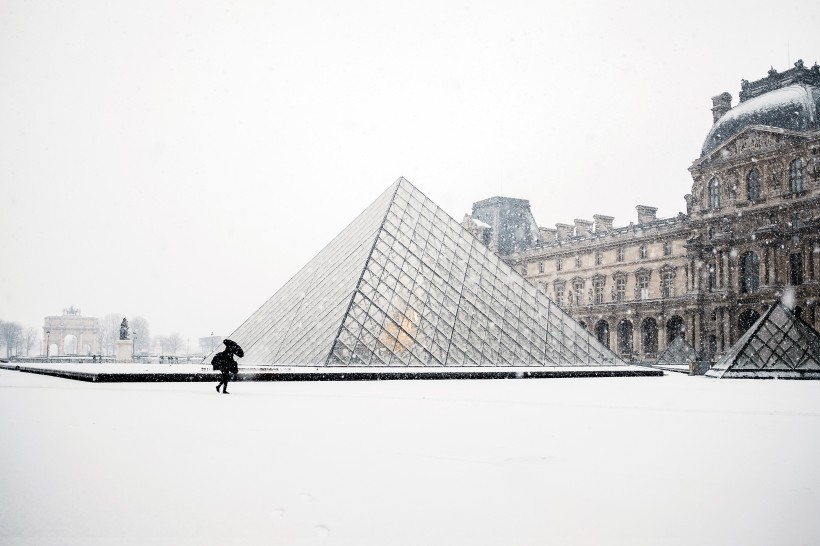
[702,84,820,155]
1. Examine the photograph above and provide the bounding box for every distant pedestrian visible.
[213,339,244,394]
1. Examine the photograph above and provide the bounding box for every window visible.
[747,168,761,200]
[709,177,721,209]
[661,270,675,298]
[593,277,604,304]
[538,261,545,274]
[616,277,626,302]
[637,274,649,300]
[573,281,585,305]
[554,283,564,306]
[617,320,633,354]
[790,253,804,285]
[556,258,562,271]
[616,247,625,262]
[740,251,760,294]
[708,262,717,291]
[521,266,527,276]
[639,244,648,259]
[595,250,602,265]
[595,320,610,349]
[789,158,804,193]
[663,241,672,256]
[575,255,581,268]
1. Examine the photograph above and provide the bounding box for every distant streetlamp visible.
[211,332,214,353]
[132,331,138,360]
[45,330,50,360]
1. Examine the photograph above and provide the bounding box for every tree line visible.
[0,315,188,358]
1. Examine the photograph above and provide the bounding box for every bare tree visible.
[130,316,151,355]
[23,327,39,356]
[165,332,184,356]
[0,320,23,358]
[98,313,123,356]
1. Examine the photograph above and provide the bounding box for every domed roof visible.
[702,62,820,156]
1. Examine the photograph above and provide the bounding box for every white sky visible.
[2,0,819,348]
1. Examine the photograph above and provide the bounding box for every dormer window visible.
[747,168,761,200]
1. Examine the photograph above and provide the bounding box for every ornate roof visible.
[701,60,820,156]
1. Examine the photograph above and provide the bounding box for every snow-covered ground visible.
[1,370,818,546]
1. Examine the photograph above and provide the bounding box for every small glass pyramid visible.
[656,336,698,365]
[217,178,627,369]
[706,301,820,378]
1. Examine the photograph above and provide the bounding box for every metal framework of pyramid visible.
[706,301,820,379]
[215,178,641,375]
[656,336,698,366]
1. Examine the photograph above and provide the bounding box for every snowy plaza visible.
[1,368,819,546]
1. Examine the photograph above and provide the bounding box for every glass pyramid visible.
[217,178,626,369]
[656,336,698,366]
[706,301,820,378]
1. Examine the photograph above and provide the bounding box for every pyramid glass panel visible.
[215,178,628,371]
[707,302,820,378]
[656,336,698,365]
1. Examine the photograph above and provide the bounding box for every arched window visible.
[595,320,610,349]
[789,159,804,193]
[666,316,684,344]
[747,168,761,200]
[642,318,658,355]
[740,251,760,294]
[738,309,761,335]
[617,320,633,355]
[709,177,721,209]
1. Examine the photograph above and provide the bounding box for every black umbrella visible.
[223,339,244,358]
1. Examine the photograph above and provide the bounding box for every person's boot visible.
[215,384,220,393]
[222,385,229,394]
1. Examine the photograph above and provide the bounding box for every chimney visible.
[539,227,557,242]
[555,223,573,241]
[574,219,593,237]
[593,214,614,233]
[711,92,732,123]
[636,205,657,224]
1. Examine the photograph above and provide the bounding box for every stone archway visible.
[666,315,685,344]
[43,308,100,357]
[617,319,633,355]
[595,320,610,349]
[641,318,658,356]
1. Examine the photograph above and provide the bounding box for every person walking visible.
[213,339,243,394]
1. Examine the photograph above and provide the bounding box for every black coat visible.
[212,351,238,374]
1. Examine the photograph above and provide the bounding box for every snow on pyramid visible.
[214,178,638,374]
[656,336,698,366]
[706,301,820,379]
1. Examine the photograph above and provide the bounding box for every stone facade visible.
[468,61,820,362]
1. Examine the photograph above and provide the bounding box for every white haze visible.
[1,0,819,347]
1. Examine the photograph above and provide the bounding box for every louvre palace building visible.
[463,60,820,362]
